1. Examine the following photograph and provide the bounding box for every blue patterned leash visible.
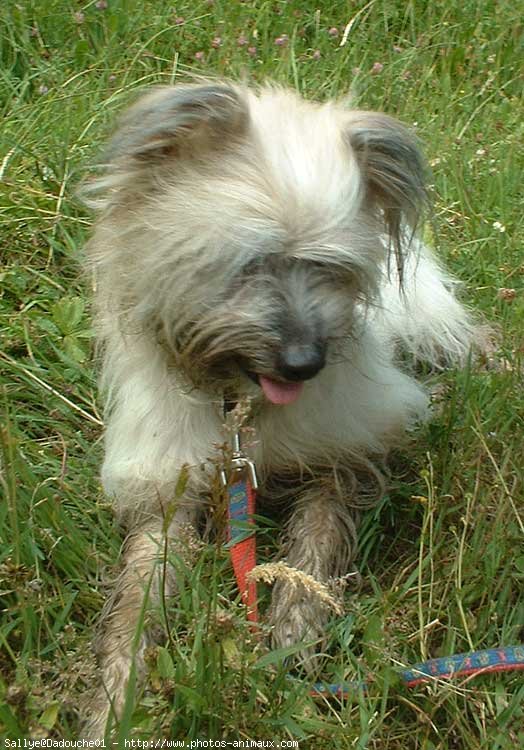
[311,645,524,697]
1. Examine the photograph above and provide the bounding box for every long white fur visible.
[98,254,471,517]
[83,82,480,738]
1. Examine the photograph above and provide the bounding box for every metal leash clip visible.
[220,426,258,490]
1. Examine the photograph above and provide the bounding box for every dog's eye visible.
[307,260,351,282]
[307,260,327,271]
[241,258,264,277]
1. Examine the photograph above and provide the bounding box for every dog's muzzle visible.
[244,340,327,406]
[276,341,326,382]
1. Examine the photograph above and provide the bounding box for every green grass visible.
[1,1,523,747]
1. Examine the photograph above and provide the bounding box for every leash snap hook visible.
[220,425,258,490]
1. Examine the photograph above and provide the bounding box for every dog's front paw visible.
[269,581,331,672]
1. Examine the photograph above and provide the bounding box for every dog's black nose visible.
[277,342,326,382]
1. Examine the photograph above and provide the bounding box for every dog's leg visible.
[84,506,197,740]
[269,477,361,668]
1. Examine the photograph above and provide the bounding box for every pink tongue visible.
[259,376,304,405]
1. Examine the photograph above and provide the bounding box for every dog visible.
[82,80,480,737]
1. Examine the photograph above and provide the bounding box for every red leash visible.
[226,474,258,622]
[220,416,259,622]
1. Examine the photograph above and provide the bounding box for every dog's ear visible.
[106,83,248,163]
[85,83,249,202]
[346,112,428,277]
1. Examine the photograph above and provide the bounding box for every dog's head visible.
[86,82,427,403]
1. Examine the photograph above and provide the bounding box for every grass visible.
[0,0,523,747]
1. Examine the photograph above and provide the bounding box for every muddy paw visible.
[268,581,331,672]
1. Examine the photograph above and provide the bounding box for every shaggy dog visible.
[83,81,479,737]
